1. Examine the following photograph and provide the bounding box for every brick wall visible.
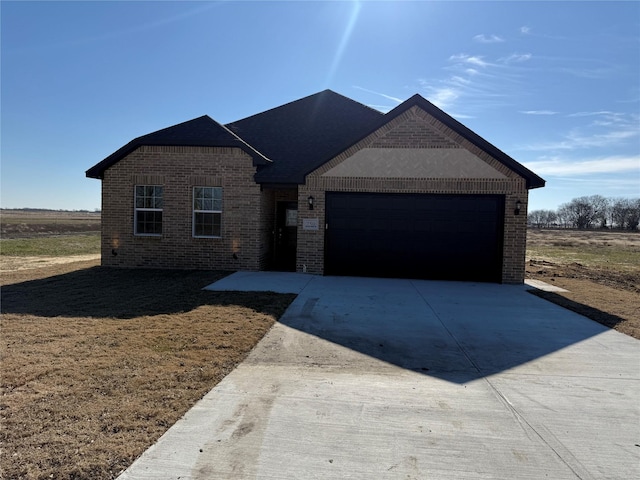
[298,106,529,283]
[100,145,264,270]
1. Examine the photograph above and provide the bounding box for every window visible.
[193,187,222,237]
[135,185,163,235]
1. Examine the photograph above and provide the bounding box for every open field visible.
[526,228,640,339]
[1,210,101,271]
[526,229,640,274]
[1,209,100,238]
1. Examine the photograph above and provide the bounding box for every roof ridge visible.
[322,89,383,116]
[135,114,214,139]
[226,89,383,126]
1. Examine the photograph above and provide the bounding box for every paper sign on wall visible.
[302,218,319,231]
[285,209,298,227]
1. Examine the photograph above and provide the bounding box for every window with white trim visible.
[193,187,222,237]
[135,185,163,235]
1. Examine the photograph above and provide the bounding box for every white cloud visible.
[560,66,612,79]
[419,49,533,114]
[449,113,475,120]
[450,75,471,85]
[523,156,640,175]
[365,104,395,113]
[520,110,559,115]
[352,86,403,104]
[522,129,638,151]
[567,111,618,118]
[502,53,532,63]
[517,110,639,152]
[424,86,460,110]
[577,127,636,147]
[473,34,504,43]
[449,54,490,68]
[520,26,531,35]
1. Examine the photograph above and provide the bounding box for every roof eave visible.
[86,140,138,180]
[86,141,270,180]
[86,114,272,180]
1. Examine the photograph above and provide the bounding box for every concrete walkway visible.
[119,273,640,479]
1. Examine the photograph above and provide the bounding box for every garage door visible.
[325,192,504,282]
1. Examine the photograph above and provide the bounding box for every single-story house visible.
[86,90,544,283]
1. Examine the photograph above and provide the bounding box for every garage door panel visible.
[325,192,504,282]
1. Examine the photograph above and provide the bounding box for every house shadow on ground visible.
[0,267,294,319]
[3,268,629,385]
[267,276,626,384]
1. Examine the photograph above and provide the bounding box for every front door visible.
[274,201,298,271]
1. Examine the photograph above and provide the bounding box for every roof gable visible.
[226,90,384,184]
[86,115,270,179]
[374,95,545,189]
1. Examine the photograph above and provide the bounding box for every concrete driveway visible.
[119,273,640,479]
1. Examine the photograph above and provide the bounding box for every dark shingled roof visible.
[86,115,270,179]
[86,90,544,189]
[226,90,384,184]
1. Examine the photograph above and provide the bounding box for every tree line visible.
[528,195,640,230]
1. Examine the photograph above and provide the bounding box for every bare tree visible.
[611,198,628,228]
[559,197,596,229]
[528,209,558,228]
[528,196,638,230]
[589,195,610,229]
[555,205,571,228]
[611,197,640,230]
[528,210,545,228]
[541,209,557,228]
[630,199,640,230]
[557,195,613,229]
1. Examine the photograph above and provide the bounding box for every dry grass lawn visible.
[0,260,295,479]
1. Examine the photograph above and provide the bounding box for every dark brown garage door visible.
[325,192,504,282]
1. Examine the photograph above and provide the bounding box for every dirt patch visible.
[527,273,640,339]
[0,260,295,479]
[527,259,640,294]
[526,229,640,340]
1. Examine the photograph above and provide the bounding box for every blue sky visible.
[2,1,638,211]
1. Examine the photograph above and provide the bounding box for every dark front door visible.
[325,192,504,282]
[274,201,298,271]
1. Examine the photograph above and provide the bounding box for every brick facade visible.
[101,145,268,270]
[297,106,529,284]
[96,105,533,284]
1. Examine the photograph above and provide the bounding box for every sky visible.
[1,0,639,212]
